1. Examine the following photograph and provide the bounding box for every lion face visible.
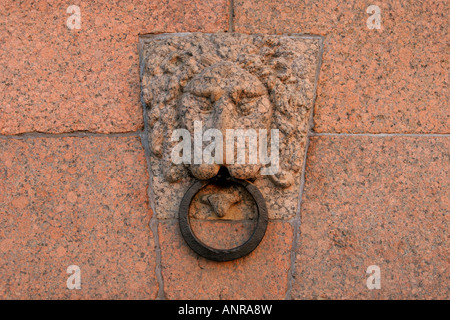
[178,61,273,180]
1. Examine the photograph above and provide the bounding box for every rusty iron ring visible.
[179,175,268,262]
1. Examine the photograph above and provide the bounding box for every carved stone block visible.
[140,32,322,220]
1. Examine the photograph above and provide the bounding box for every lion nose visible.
[211,98,235,165]
[214,98,233,133]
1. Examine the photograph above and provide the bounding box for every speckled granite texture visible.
[141,33,322,220]
[293,136,449,299]
[0,0,448,300]
[0,137,157,299]
[158,220,293,299]
[0,0,229,134]
[234,0,449,133]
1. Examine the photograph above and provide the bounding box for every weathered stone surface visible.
[0,0,229,135]
[0,137,157,299]
[159,220,293,299]
[234,0,449,134]
[141,33,322,219]
[292,136,449,299]
[190,220,257,250]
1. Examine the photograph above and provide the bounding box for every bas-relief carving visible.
[141,33,321,220]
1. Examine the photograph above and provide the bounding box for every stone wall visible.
[0,0,448,299]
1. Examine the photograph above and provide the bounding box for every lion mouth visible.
[189,163,261,181]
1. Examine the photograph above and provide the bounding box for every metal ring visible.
[179,175,268,262]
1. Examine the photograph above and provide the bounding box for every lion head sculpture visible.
[141,33,321,219]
